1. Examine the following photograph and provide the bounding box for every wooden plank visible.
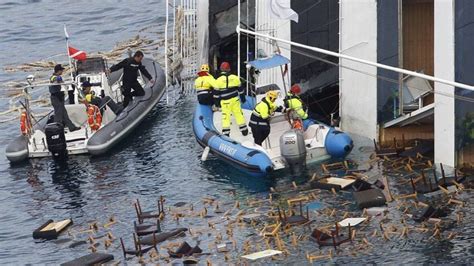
[403,0,434,76]
[459,144,474,166]
[379,124,433,146]
[40,219,72,232]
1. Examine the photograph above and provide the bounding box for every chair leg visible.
[133,233,140,256]
[120,237,127,259]
[134,203,143,224]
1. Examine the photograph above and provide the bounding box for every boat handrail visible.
[21,81,78,90]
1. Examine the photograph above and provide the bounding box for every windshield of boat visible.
[76,57,106,74]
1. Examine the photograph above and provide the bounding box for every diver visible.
[213,62,248,137]
[80,81,123,115]
[284,84,308,120]
[108,51,154,108]
[249,90,283,146]
[49,64,80,132]
[194,64,215,106]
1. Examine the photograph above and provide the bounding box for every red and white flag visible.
[68,46,87,61]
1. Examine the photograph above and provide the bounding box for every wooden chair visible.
[134,219,161,236]
[134,197,165,224]
[277,201,309,226]
[311,223,352,249]
[120,233,157,258]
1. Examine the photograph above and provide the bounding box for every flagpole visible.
[64,25,77,104]
[64,25,74,82]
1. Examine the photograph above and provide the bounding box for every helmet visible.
[290,84,301,94]
[200,64,210,72]
[266,90,279,102]
[220,62,231,72]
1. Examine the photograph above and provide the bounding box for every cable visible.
[243,32,474,104]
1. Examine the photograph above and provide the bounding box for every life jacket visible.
[214,72,241,100]
[292,119,303,130]
[87,105,102,131]
[283,93,301,108]
[195,73,215,96]
[250,97,274,127]
[49,74,62,95]
[284,92,308,119]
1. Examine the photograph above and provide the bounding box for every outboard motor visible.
[280,129,307,173]
[45,122,68,159]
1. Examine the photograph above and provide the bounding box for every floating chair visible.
[60,253,114,266]
[134,219,161,236]
[119,233,157,258]
[134,197,165,224]
[437,163,466,187]
[310,223,352,249]
[412,205,447,222]
[168,241,203,258]
[277,201,309,226]
[353,188,386,209]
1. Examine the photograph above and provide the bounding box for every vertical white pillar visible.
[339,0,378,143]
[434,0,456,167]
[196,0,209,65]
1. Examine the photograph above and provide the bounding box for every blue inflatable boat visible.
[193,100,353,177]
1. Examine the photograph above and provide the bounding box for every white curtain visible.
[268,0,298,23]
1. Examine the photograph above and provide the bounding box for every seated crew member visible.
[249,90,283,146]
[284,84,308,120]
[80,81,123,115]
[194,64,215,106]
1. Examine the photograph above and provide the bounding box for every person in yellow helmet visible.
[194,64,216,105]
[249,90,283,146]
[284,84,308,120]
[213,62,248,137]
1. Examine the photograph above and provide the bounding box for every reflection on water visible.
[0,0,473,264]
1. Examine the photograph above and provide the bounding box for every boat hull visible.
[87,59,166,155]
[5,59,166,162]
[193,104,274,177]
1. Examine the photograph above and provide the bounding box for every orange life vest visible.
[87,105,102,131]
[20,111,31,135]
[292,119,303,130]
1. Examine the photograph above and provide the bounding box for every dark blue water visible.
[0,0,473,264]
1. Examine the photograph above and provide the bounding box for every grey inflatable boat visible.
[5,57,165,162]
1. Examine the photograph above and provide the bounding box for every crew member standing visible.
[213,62,248,137]
[249,90,283,146]
[194,64,215,106]
[109,51,154,107]
[49,64,80,132]
[284,84,308,120]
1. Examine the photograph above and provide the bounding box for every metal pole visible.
[64,26,74,82]
[165,0,170,104]
[246,0,249,96]
[237,26,474,92]
[64,25,75,103]
[398,0,404,115]
[238,0,241,78]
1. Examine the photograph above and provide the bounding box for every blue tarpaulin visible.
[247,54,290,70]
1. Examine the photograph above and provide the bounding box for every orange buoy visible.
[87,105,102,131]
[20,111,30,135]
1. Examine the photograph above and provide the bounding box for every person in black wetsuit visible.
[108,51,154,107]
